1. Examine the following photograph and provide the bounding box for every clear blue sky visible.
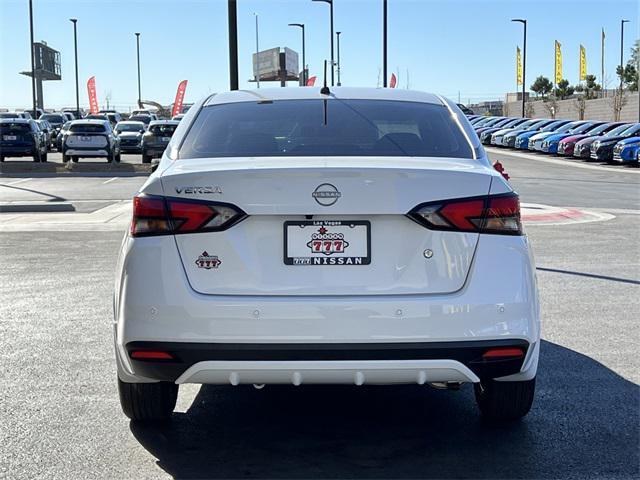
[0,0,637,110]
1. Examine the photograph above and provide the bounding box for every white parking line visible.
[102,177,118,185]
[485,147,640,174]
[1,177,33,186]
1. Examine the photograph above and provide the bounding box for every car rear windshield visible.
[149,124,177,136]
[69,124,106,133]
[116,124,144,133]
[179,99,474,159]
[130,115,151,124]
[0,123,31,134]
[41,114,65,124]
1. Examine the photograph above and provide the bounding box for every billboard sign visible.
[283,48,299,77]
[253,47,280,79]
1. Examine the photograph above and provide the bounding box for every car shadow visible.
[130,340,639,479]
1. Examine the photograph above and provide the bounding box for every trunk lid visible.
[159,157,493,296]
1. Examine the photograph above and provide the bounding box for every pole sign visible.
[171,80,188,118]
[87,76,99,114]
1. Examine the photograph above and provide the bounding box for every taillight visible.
[131,195,246,237]
[408,193,522,235]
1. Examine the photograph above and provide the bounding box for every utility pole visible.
[28,0,37,114]
[70,19,79,117]
[228,0,239,90]
[620,19,629,90]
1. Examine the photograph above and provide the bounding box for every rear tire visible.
[41,151,48,162]
[474,377,535,421]
[0,155,4,162]
[62,153,69,163]
[117,378,178,422]
[115,153,121,163]
[142,153,151,164]
[33,150,40,162]
[72,156,79,163]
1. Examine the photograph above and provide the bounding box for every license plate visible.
[284,220,370,266]
[80,136,92,142]
[162,137,171,142]
[3,135,17,141]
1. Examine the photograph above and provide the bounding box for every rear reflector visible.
[482,348,524,359]
[131,195,246,237]
[408,193,522,235]
[130,350,174,360]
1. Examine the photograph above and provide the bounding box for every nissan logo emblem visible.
[312,183,341,206]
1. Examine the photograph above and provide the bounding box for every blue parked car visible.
[540,122,605,154]
[502,119,554,147]
[514,120,571,149]
[612,137,640,164]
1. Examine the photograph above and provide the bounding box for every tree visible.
[616,40,639,91]
[554,79,575,99]
[531,76,552,98]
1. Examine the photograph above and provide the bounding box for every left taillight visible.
[131,195,246,237]
[408,193,522,235]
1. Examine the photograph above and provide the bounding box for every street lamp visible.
[336,31,342,86]
[383,0,387,87]
[511,18,527,117]
[312,0,334,86]
[135,33,141,106]
[28,0,37,114]
[289,23,306,85]
[70,19,79,118]
[254,13,260,88]
[620,19,629,90]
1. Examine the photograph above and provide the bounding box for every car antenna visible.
[320,60,330,95]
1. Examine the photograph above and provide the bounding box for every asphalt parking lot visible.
[1,150,639,479]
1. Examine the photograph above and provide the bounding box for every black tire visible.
[41,151,48,162]
[72,156,79,163]
[0,155,4,162]
[474,377,535,421]
[33,150,40,162]
[62,153,69,163]
[115,153,121,163]
[118,378,178,422]
[142,153,151,164]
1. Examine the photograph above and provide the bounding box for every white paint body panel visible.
[113,88,540,386]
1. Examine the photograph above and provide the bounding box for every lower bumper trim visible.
[126,339,529,383]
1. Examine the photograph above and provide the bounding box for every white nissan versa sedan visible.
[114,87,540,422]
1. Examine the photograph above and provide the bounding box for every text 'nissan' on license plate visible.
[284,220,371,266]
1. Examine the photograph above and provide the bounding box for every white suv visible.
[114,88,540,422]
[62,119,121,163]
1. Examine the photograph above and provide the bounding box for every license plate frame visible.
[283,220,371,266]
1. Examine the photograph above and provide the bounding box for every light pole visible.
[254,14,260,88]
[312,0,334,86]
[135,33,141,105]
[288,23,306,85]
[336,31,341,86]
[28,0,37,115]
[383,0,387,87]
[228,0,239,90]
[70,19,79,117]
[620,19,629,90]
[511,18,527,117]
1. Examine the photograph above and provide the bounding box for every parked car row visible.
[1,108,183,163]
[467,114,640,166]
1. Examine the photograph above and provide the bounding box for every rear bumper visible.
[64,148,109,157]
[0,145,35,156]
[125,339,530,384]
[114,233,540,384]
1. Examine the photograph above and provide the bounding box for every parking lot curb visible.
[0,161,152,176]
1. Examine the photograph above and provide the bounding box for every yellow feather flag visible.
[517,47,523,86]
[579,45,587,81]
[555,40,563,84]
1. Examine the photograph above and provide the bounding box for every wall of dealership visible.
[504,93,639,122]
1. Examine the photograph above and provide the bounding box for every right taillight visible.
[131,195,246,237]
[408,193,522,235]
